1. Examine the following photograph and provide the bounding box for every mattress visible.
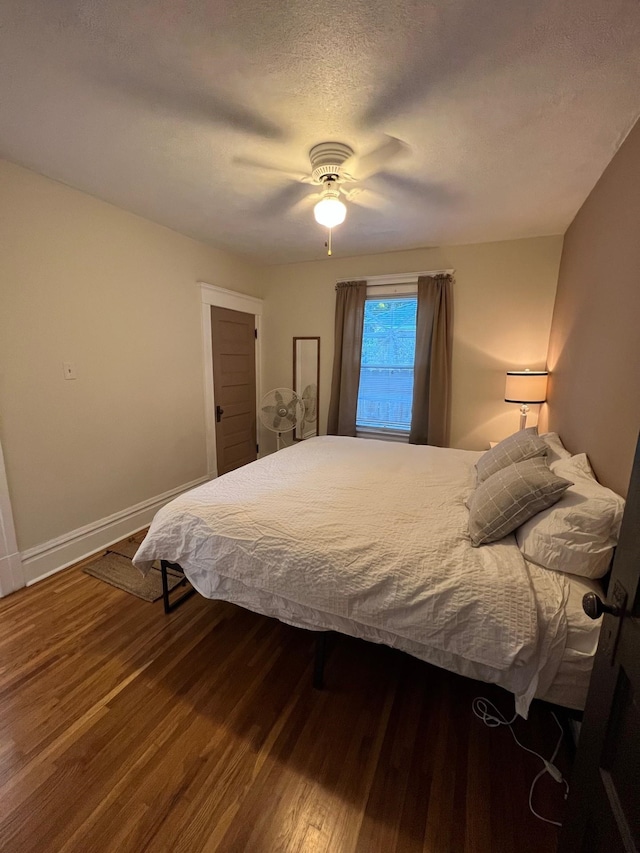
[134,436,578,717]
[536,573,601,710]
[134,558,599,712]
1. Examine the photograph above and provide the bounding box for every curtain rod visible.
[336,270,454,286]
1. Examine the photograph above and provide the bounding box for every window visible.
[356,295,417,433]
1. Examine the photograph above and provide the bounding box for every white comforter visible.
[134,436,569,716]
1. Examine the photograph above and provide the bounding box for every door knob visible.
[582,592,622,620]
[216,405,224,423]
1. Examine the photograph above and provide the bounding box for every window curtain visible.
[327,280,367,436]
[409,274,453,446]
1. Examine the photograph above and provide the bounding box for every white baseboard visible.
[20,476,209,586]
[0,552,25,596]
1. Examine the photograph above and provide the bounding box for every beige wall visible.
[0,157,567,555]
[544,119,640,497]
[262,236,563,454]
[0,160,262,551]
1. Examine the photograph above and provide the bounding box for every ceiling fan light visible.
[313,196,347,228]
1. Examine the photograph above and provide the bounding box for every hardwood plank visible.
[0,564,569,852]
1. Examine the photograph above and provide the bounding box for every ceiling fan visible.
[235,136,409,254]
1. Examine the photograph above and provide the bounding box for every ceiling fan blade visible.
[342,136,410,181]
[290,192,320,214]
[83,61,286,141]
[233,156,312,183]
[255,182,315,217]
[371,172,457,206]
[344,187,388,212]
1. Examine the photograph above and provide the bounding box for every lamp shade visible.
[313,196,346,228]
[504,370,548,404]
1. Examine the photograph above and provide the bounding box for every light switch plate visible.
[62,362,77,380]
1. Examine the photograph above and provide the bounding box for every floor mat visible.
[83,550,185,602]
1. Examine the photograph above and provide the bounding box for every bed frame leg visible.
[313,631,328,690]
[160,560,195,614]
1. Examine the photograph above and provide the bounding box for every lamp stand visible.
[519,404,530,431]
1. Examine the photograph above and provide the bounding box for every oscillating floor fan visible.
[299,384,318,439]
[260,388,305,450]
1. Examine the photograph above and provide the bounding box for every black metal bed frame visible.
[159,559,329,688]
[157,562,585,726]
[160,559,196,613]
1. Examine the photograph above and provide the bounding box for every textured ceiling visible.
[2,0,640,263]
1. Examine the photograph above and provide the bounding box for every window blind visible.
[356,296,417,431]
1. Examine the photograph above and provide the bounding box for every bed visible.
[133,435,608,718]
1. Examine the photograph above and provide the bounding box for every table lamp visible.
[505,370,548,430]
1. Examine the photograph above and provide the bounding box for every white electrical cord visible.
[472,697,569,827]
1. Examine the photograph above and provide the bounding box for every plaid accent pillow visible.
[476,427,548,483]
[468,457,573,547]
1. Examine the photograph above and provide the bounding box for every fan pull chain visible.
[326,228,332,256]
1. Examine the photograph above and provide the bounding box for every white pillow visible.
[516,453,625,579]
[540,432,572,465]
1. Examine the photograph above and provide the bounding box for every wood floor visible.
[0,554,570,852]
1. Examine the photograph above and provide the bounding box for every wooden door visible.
[211,306,257,476]
[559,434,640,852]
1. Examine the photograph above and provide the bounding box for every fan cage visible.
[259,388,305,449]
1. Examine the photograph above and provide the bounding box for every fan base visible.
[309,142,354,183]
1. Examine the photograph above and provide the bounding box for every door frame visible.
[0,436,25,597]
[198,282,263,479]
